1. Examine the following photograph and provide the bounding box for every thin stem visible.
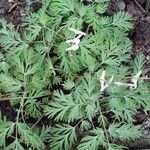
[0,91,51,102]
[133,0,145,13]
[99,108,110,148]
[44,26,66,40]
[31,114,44,128]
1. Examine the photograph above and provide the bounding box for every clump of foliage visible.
[0,0,150,149]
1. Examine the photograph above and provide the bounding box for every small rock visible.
[0,0,9,15]
[117,1,126,10]
[29,1,42,12]
[0,8,5,15]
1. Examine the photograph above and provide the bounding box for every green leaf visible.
[112,11,133,30]
[85,103,98,120]
[96,2,109,14]
[17,123,44,149]
[108,144,126,150]
[0,74,22,92]
[50,124,77,150]
[78,128,105,150]
[80,120,91,131]
[63,80,75,90]
[108,123,141,141]
[65,15,83,29]
[38,126,51,142]
[0,19,26,52]
[133,53,145,74]
[45,91,82,122]
[25,99,42,119]
[84,6,100,29]
[50,0,76,15]
[0,121,15,147]
[6,139,25,150]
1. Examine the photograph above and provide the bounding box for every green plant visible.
[0,0,149,149]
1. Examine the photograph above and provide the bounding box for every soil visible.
[0,0,150,149]
[108,0,150,54]
[0,0,25,27]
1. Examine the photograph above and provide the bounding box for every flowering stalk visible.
[66,28,86,51]
[131,70,142,89]
[99,70,142,92]
[99,70,114,92]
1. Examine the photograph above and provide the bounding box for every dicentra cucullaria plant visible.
[0,0,150,149]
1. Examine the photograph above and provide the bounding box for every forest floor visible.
[0,0,150,149]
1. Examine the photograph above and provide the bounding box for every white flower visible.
[114,82,135,87]
[99,70,142,91]
[66,43,80,51]
[99,70,114,92]
[114,70,142,89]
[131,70,142,89]
[66,28,86,51]
[69,28,86,36]
[66,35,81,45]
[100,70,105,90]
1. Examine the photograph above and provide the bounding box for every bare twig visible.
[133,0,145,13]
[31,114,44,128]
[85,25,90,35]
[8,2,21,13]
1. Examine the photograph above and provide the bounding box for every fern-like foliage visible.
[0,0,149,149]
[45,74,100,122]
[78,128,105,150]
[50,124,77,150]
[0,120,15,147]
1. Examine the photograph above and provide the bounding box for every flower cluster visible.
[99,70,142,92]
[66,28,86,51]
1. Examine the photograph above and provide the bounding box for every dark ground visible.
[0,0,25,27]
[0,0,150,149]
